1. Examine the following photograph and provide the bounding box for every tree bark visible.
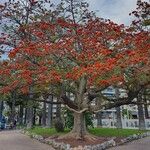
[116,106,122,129]
[19,105,24,125]
[26,87,34,129]
[0,101,4,118]
[71,112,87,140]
[39,114,42,126]
[10,92,16,124]
[47,95,53,127]
[59,111,96,141]
[97,111,102,127]
[144,94,149,119]
[26,106,34,129]
[115,88,122,128]
[144,103,149,119]
[56,98,61,119]
[137,95,146,130]
[42,101,47,127]
[33,108,36,126]
[24,108,27,125]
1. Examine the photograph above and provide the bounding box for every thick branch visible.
[65,105,88,113]
[61,94,78,110]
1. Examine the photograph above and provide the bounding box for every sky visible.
[52,0,141,25]
[86,0,138,25]
[1,0,148,25]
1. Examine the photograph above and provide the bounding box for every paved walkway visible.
[0,130,55,150]
[109,136,150,150]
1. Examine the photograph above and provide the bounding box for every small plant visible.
[54,119,64,132]
[64,109,74,129]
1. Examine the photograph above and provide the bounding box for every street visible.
[0,130,54,150]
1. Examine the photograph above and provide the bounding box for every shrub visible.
[54,119,64,132]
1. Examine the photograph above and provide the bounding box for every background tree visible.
[128,0,150,129]
[1,17,141,139]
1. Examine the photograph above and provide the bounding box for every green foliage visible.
[122,109,133,119]
[64,109,94,129]
[54,119,64,132]
[64,109,74,129]
[143,19,150,26]
[85,112,94,128]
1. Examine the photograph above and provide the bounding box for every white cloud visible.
[1,0,146,25]
[86,0,138,25]
[53,0,139,25]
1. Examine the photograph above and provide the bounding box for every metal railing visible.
[93,119,150,129]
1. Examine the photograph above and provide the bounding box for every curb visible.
[21,130,150,150]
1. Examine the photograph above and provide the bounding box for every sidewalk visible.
[0,130,55,150]
[109,136,150,150]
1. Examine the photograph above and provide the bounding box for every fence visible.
[93,119,150,130]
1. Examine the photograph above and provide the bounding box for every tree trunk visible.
[138,103,146,130]
[71,112,87,140]
[47,95,53,127]
[27,87,34,129]
[144,103,149,119]
[116,106,122,129]
[56,99,61,119]
[59,111,96,141]
[137,95,146,130]
[33,108,36,126]
[26,107,34,129]
[19,105,24,125]
[115,88,122,128]
[39,115,42,126]
[144,94,149,119]
[24,108,27,125]
[42,101,47,127]
[10,92,16,124]
[0,101,4,118]
[97,111,102,127]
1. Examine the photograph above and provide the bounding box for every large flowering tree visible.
[0,20,138,138]
[0,0,149,140]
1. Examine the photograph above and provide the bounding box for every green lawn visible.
[89,128,146,137]
[27,127,70,137]
[27,127,146,138]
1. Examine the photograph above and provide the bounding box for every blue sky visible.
[1,0,147,25]
[52,0,140,25]
[86,0,137,25]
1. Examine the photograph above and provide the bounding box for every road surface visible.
[109,136,150,150]
[0,130,55,150]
